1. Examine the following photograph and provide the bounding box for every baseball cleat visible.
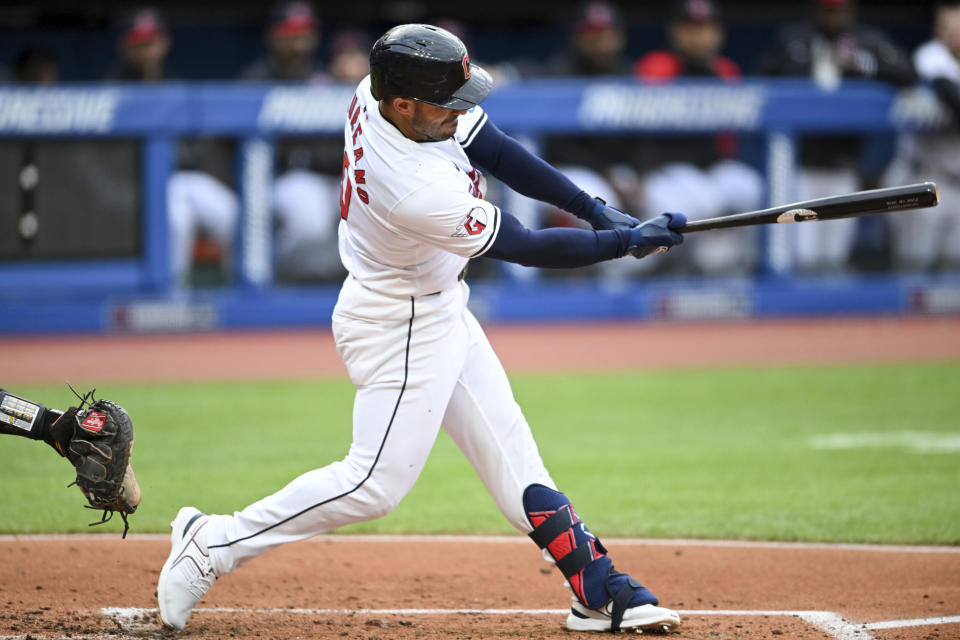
[157,506,217,630]
[566,598,681,633]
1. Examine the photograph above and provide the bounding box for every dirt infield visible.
[0,535,958,639]
[4,315,960,385]
[3,316,959,638]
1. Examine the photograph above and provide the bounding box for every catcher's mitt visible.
[48,389,140,537]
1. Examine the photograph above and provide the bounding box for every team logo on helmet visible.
[461,54,471,80]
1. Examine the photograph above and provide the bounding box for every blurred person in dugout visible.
[536,2,649,278]
[240,1,366,282]
[759,0,915,274]
[110,6,239,287]
[630,0,764,275]
[543,0,633,76]
[884,1,960,272]
[542,0,762,277]
[13,45,60,84]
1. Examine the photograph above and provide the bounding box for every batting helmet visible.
[369,24,493,110]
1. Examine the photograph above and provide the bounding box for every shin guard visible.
[523,484,658,630]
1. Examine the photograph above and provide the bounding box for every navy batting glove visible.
[588,197,641,231]
[627,212,687,259]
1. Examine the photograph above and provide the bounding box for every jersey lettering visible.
[346,93,358,119]
[347,94,360,123]
[342,91,371,220]
[339,150,352,220]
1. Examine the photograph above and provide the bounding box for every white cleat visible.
[566,599,681,633]
[157,506,217,630]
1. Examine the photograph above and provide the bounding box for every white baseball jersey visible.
[337,75,502,297]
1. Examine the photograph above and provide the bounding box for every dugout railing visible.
[0,79,955,332]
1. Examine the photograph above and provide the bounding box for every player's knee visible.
[358,479,406,519]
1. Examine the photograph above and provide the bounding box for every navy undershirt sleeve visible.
[464,119,596,220]
[485,210,631,268]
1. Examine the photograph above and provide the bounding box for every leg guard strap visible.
[526,502,604,583]
[527,506,606,580]
[527,505,574,549]
[554,542,594,581]
[610,575,642,632]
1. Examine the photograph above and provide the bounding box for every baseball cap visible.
[120,7,168,45]
[670,0,723,23]
[575,1,622,34]
[329,28,372,56]
[270,1,319,37]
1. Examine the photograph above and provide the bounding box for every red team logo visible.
[80,411,107,433]
[464,214,486,235]
[462,54,470,80]
[453,207,488,237]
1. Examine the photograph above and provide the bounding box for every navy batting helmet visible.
[369,24,493,110]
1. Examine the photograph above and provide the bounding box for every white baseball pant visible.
[793,167,860,273]
[167,170,239,286]
[204,277,555,576]
[272,169,343,281]
[890,173,960,271]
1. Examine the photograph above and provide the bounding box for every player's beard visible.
[409,104,460,142]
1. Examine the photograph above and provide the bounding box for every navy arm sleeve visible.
[463,119,596,220]
[485,209,631,268]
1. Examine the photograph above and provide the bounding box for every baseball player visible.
[886,0,960,271]
[158,24,685,634]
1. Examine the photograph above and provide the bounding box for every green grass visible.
[3,362,958,543]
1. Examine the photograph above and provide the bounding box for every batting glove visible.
[588,197,641,231]
[627,212,686,259]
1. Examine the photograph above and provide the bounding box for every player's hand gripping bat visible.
[677,182,939,233]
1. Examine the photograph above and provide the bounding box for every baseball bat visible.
[678,181,939,233]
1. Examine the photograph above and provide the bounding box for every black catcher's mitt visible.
[48,390,141,537]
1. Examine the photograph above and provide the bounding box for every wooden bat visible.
[678,182,939,233]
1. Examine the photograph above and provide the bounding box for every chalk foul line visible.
[99,606,960,640]
[862,614,960,630]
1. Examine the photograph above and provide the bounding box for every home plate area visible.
[0,535,957,639]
